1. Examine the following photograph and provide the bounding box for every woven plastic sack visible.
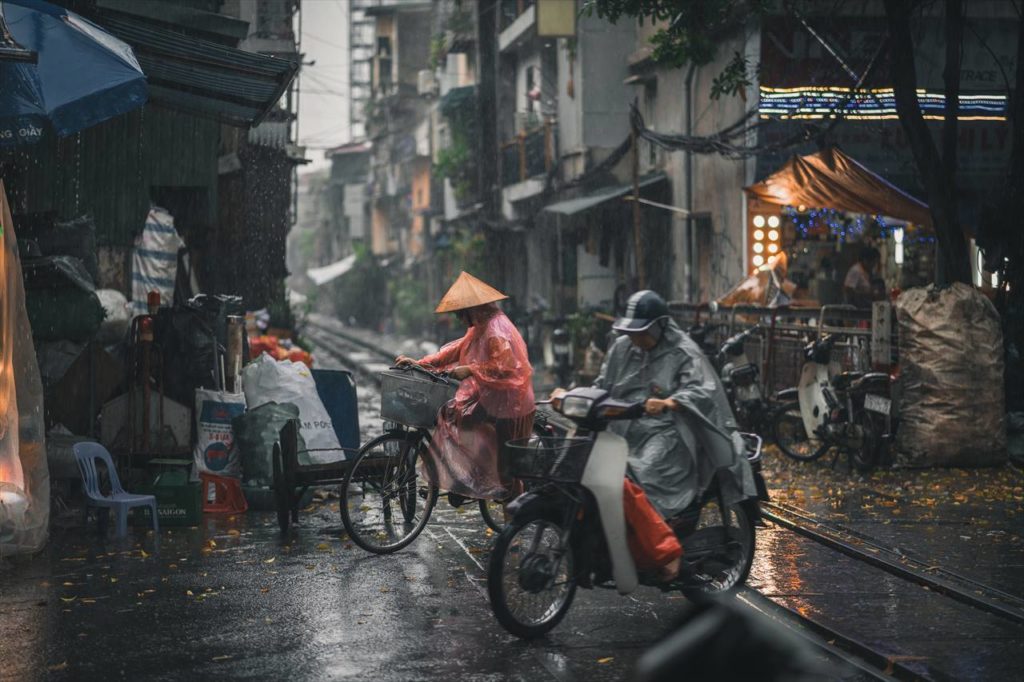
[895,283,1006,467]
[0,181,49,557]
[131,205,183,314]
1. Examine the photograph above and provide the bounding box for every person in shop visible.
[395,272,535,507]
[552,290,756,582]
[843,246,885,308]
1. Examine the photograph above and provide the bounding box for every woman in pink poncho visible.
[396,272,534,502]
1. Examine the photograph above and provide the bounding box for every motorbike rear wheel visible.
[772,401,830,462]
[680,499,756,600]
[851,408,883,473]
[487,509,577,639]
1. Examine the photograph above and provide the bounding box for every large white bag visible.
[242,354,342,462]
[193,389,246,477]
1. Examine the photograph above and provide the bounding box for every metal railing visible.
[669,302,893,396]
[499,121,557,186]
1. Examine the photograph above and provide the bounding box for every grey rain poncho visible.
[593,321,756,518]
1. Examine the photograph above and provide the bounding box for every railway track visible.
[300,316,1021,680]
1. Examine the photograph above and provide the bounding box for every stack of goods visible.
[248,334,313,367]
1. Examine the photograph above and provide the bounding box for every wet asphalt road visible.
[1,354,699,682]
[3,344,1022,680]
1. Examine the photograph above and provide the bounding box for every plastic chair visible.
[73,442,158,537]
[199,472,248,514]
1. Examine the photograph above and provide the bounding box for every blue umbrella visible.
[0,0,147,147]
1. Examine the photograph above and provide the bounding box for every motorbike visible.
[486,386,767,639]
[689,323,775,435]
[771,334,895,472]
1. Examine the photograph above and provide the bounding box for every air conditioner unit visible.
[417,69,437,96]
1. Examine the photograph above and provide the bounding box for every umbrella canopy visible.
[0,0,147,147]
[744,147,932,227]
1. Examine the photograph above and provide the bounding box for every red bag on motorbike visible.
[623,478,682,571]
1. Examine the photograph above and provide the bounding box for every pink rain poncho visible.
[418,305,534,500]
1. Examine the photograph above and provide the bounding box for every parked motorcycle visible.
[771,334,894,472]
[487,387,767,638]
[689,323,775,436]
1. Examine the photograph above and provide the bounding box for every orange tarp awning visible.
[744,147,932,227]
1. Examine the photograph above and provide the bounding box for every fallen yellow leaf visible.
[264,557,276,564]
[597,657,614,664]
[140,549,150,559]
[316,543,330,551]
[60,596,76,603]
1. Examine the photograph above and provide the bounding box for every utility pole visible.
[477,0,498,222]
[631,122,645,289]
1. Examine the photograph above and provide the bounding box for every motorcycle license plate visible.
[864,394,891,415]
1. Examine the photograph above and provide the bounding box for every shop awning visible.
[94,13,298,126]
[307,254,357,286]
[744,148,932,226]
[544,173,667,216]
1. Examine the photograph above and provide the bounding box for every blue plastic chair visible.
[73,442,158,537]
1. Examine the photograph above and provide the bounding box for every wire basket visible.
[379,369,457,429]
[505,436,592,483]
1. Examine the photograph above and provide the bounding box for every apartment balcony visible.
[500,120,557,188]
[498,0,536,52]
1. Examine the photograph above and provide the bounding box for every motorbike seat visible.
[850,372,891,392]
[832,371,864,389]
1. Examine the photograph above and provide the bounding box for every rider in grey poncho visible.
[594,290,756,519]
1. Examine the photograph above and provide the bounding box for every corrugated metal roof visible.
[96,13,298,127]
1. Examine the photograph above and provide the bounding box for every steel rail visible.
[762,501,1024,626]
[737,588,925,681]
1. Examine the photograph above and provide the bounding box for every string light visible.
[753,215,766,228]
[759,86,1007,121]
[754,229,765,241]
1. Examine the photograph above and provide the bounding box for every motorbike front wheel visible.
[772,401,830,462]
[680,499,756,600]
[487,510,577,638]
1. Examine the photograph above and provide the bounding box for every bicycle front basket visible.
[379,369,457,429]
[505,436,591,483]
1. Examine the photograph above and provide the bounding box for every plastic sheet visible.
[418,305,535,499]
[0,181,49,557]
[895,284,1006,467]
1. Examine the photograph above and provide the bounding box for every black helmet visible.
[612,290,669,332]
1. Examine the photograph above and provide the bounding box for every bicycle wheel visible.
[479,498,507,532]
[340,432,438,554]
[487,509,576,639]
[772,401,829,462]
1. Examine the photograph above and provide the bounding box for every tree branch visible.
[883,0,970,285]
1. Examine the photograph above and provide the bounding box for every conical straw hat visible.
[435,271,509,313]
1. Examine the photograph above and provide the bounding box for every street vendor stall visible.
[744,148,935,304]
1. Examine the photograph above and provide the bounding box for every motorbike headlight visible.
[560,396,593,418]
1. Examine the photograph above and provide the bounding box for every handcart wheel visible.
[340,432,438,554]
[272,443,290,533]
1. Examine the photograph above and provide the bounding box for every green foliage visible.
[329,244,389,329]
[447,9,473,36]
[450,229,487,274]
[434,139,474,200]
[584,0,769,75]
[389,273,434,337]
[429,33,448,70]
[710,51,754,100]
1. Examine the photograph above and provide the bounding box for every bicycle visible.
[339,365,541,554]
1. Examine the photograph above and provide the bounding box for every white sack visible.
[242,354,342,462]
